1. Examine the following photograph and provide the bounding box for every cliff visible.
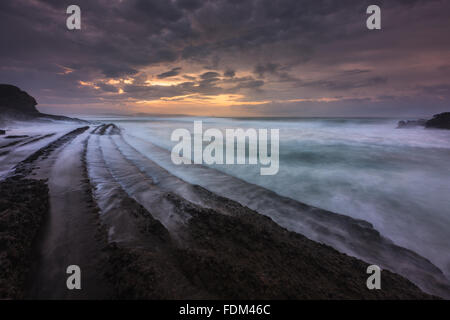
[0,84,86,124]
[0,84,39,114]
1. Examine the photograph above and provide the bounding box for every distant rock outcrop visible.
[425,112,450,130]
[0,84,39,114]
[397,119,427,128]
[397,113,450,130]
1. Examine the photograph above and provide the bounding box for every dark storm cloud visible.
[254,63,281,78]
[176,0,204,11]
[224,69,236,78]
[296,76,388,91]
[99,64,138,78]
[233,79,265,90]
[1,0,449,116]
[200,72,221,80]
[223,76,265,90]
[118,72,266,100]
[0,0,376,75]
[96,82,119,93]
[122,79,223,99]
[417,84,450,97]
[183,75,197,81]
[340,69,372,76]
[157,67,182,79]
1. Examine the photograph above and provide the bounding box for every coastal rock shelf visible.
[1,122,447,299]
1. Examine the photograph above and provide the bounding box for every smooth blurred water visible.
[91,116,450,278]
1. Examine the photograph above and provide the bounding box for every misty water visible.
[87,116,450,281]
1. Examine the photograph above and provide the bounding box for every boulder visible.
[425,112,450,130]
[0,129,5,135]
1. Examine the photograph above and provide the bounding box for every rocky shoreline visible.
[0,124,438,299]
[0,178,49,299]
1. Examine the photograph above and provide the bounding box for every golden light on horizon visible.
[107,79,121,85]
[145,79,185,87]
[135,93,270,108]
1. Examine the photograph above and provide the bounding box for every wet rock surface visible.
[5,135,29,139]
[92,123,121,135]
[105,189,435,299]
[425,112,450,129]
[0,178,49,299]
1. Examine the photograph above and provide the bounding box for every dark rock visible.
[104,183,437,299]
[397,119,426,128]
[0,84,38,114]
[0,84,88,124]
[0,129,5,135]
[425,112,450,130]
[0,178,49,299]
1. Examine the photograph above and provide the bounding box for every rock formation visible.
[425,112,450,130]
[397,119,427,128]
[0,84,86,123]
[0,84,39,114]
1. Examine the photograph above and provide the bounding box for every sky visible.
[1,0,450,117]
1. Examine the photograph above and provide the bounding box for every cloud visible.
[96,82,120,93]
[224,69,236,78]
[254,63,281,78]
[0,0,449,116]
[200,72,221,80]
[176,0,204,11]
[417,84,450,97]
[157,67,182,79]
[297,76,388,91]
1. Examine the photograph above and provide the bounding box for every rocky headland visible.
[397,112,450,129]
[0,84,86,130]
